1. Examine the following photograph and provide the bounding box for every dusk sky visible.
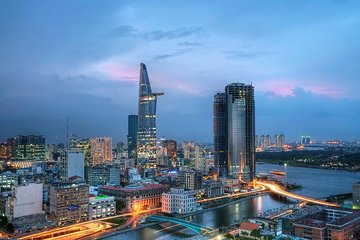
[1,0,359,144]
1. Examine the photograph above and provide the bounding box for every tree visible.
[224,233,234,239]
[0,216,8,227]
[6,223,14,233]
[250,229,261,239]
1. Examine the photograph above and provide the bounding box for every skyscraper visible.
[90,137,113,166]
[15,135,46,160]
[127,115,138,159]
[300,135,311,145]
[213,83,255,182]
[274,134,285,147]
[213,92,227,176]
[137,63,163,166]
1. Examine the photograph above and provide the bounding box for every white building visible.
[68,150,85,179]
[59,149,85,180]
[88,195,116,220]
[162,188,201,214]
[6,183,43,220]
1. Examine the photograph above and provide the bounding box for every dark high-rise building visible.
[127,115,138,159]
[213,92,227,176]
[137,63,163,166]
[7,138,17,159]
[15,135,46,160]
[213,83,255,182]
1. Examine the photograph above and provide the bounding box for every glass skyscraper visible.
[213,83,255,182]
[137,63,163,165]
[15,135,46,160]
[127,114,138,159]
[213,92,227,177]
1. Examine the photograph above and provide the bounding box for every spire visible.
[139,63,152,96]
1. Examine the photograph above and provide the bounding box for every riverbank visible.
[257,160,360,172]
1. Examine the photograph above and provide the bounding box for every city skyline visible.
[1,1,360,143]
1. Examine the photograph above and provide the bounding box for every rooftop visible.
[327,210,360,227]
[239,222,259,231]
[102,183,167,193]
[294,218,326,229]
[283,206,323,220]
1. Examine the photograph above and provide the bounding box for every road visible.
[198,185,266,203]
[18,208,160,240]
[256,180,339,207]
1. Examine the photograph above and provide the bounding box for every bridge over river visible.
[256,180,339,207]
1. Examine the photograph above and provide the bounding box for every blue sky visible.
[0,0,359,143]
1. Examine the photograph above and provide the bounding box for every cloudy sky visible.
[1,0,359,144]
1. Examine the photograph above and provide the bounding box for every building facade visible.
[88,195,116,220]
[162,188,200,214]
[101,183,169,212]
[0,171,18,189]
[137,63,163,166]
[90,137,113,166]
[213,84,255,182]
[49,182,89,225]
[68,136,92,166]
[203,180,224,198]
[85,166,110,186]
[15,135,46,160]
[213,92,227,176]
[127,115,138,159]
[59,150,85,181]
[179,170,203,190]
[6,183,43,221]
[283,206,360,240]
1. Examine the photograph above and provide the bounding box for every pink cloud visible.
[91,59,138,81]
[257,80,343,98]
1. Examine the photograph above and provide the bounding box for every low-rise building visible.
[221,178,241,193]
[238,222,260,237]
[101,183,169,212]
[162,188,201,214]
[88,195,116,220]
[283,206,360,240]
[282,206,323,235]
[203,180,224,198]
[49,182,89,225]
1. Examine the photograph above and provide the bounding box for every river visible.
[104,163,360,240]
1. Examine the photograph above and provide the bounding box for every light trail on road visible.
[257,180,339,207]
